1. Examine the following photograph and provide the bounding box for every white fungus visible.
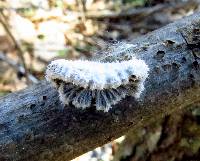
[46,58,149,112]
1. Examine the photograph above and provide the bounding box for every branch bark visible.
[0,12,200,161]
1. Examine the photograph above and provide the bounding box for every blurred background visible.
[0,0,200,161]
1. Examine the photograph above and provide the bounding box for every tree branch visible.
[0,12,199,161]
[0,10,31,84]
[85,1,199,19]
[0,52,38,83]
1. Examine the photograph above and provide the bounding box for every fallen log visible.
[0,12,199,161]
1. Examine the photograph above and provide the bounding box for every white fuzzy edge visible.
[46,58,150,111]
[46,58,149,92]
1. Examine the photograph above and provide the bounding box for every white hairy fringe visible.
[46,56,149,112]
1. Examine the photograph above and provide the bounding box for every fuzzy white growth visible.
[46,58,149,112]
[46,59,148,89]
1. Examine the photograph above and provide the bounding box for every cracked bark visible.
[0,12,199,161]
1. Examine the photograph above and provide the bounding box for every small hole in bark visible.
[175,44,182,49]
[172,62,180,69]
[192,36,199,42]
[162,64,172,71]
[193,61,199,69]
[154,66,160,74]
[189,74,195,86]
[30,104,36,110]
[189,74,194,79]
[18,115,26,123]
[42,95,47,100]
[193,28,200,34]
[181,57,187,63]
[164,40,175,46]
[0,123,8,130]
[40,138,46,144]
[154,50,165,60]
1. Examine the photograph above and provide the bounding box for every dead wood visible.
[0,12,199,161]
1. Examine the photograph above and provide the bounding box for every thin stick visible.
[77,0,86,22]
[0,10,31,84]
[0,52,38,83]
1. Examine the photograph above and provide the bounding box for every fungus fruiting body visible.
[46,57,149,112]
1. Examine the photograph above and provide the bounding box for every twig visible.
[77,0,87,22]
[80,0,87,13]
[0,52,38,83]
[0,10,31,84]
[85,0,199,19]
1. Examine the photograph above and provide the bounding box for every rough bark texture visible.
[113,103,200,161]
[0,12,199,161]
